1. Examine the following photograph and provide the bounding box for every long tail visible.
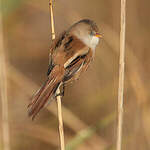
[28,65,65,120]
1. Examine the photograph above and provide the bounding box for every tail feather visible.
[27,79,49,108]
[28,65,65,120]
[30,81,60,120]
[28,78,55,118]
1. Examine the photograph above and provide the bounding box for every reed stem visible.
[49,1,65,150]
[117,0,126,150]
[0,3,11,150]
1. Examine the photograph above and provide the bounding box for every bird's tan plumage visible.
[28,19,101,119]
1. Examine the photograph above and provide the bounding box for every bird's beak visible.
[95,33,102,38]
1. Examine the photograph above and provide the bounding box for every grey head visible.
[68,19,102,49]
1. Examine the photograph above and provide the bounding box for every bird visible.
[28,19,102,120]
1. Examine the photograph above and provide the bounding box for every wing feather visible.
[48,31,93,82]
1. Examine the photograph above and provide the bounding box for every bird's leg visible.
[55,83,65,98]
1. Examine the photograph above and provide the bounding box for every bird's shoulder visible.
[47,31,93,76]
[50,31,88,54]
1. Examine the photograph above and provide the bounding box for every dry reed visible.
[117,0,126,150]
[49,0,65,150]
[8,63,109,150]
[0,4,10,150]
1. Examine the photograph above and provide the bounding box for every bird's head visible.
[69,19,102,49]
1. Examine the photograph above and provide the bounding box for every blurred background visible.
[0,0,150,150]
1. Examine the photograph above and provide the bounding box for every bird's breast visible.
[90,36,99,50]
[81,36,99,50]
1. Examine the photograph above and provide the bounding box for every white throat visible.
[76,34,99,50]
[89,36,99,49]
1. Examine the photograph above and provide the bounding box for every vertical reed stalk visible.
[0,2,10,150]
[117,0,126,150]
[49,0,65,150]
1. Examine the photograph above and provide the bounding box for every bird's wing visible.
[47,31,67,76]
[63,49,93,82]
[48,32,93,81]
[51,33,90,66]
